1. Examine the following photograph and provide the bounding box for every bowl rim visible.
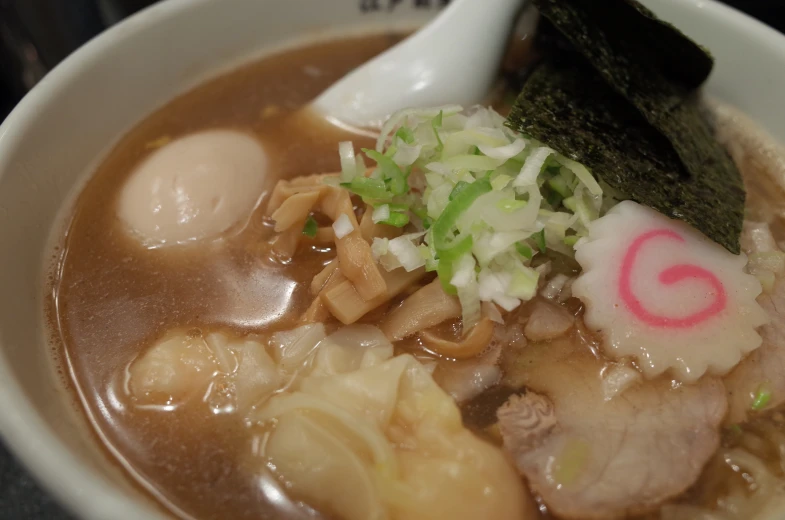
[1,0,784,519]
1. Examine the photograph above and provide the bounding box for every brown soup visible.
[52,34,399,520]
[49,30,785,520]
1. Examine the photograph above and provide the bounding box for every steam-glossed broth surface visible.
[52,35,399,520]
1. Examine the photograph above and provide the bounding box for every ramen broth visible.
[52,34,401,520]
[49,31,785,520]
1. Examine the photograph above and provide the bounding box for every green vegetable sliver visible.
[515,242,534,260]
[437,255,457,295]
[380,212,409,228]
[432,178,492,262]
[530,229,547,253]
[751,382,772,411]
[395,126,415,144]
[432,111,444,152]
[363,148,408,196]
[302,216,318,238]
[341,177,392,202]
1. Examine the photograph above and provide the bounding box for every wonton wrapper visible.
[252,347,531,520]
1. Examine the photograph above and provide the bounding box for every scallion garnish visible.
[433,178,492,261]
[432,110,444,152]
[449,181,470,201]
[395,126,415,144]
[751,383,772,411]
[333,105,610,318]
[302,216,318,238]
[363,148,408,195]
[341,177,392,202]
[515,242,534,260]
[531,229,547,253]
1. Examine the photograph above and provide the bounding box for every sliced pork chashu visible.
[498,334,727,519]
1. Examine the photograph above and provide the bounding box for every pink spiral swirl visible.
[618,229,727,329]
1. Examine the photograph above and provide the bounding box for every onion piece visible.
[450,253,476,288]
[478,138,526,161]
[513,147,552,187]
[555,155,603,196]
[541,273,571,301]
[339,141,357,181]
[333,213,355,239]
[387,234,426,272]
[482,301,504,324]
[376,105,463,153]
[393,142,422,167]
[372,204,390,224]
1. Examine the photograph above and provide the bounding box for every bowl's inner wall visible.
[0,0,783,519]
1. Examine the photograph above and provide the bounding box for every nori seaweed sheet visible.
[509,55,744,252]
[506,0,745,253]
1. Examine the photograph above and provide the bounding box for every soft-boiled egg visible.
[118,129,267,247]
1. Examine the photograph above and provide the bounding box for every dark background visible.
[0,0,783,519]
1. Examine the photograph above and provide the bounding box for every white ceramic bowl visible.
[0,0,783,519]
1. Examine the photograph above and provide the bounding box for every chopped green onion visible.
[411,204,432,229]
[751,383,772,411]
[384,144,398,158]
[395,126,415,144]
[341,177,392,202]
[437,257,457,294]
[497,198,527,213]
[555,156,603,196]
[562,196,577,213]
[515,242,534,260]
[363,148,408,195]
[332,105,611,328]
[433,179,492,262]
[729,424,743,435]
[443,154,501,172]
[338,141,358,182]
[547,175,572,199]
[380,212,409,228]
[373,203,410,227]
[449,181,470,201]
[491,174,513,191]
[531,229,547,253]
[508,265,540,300]
[432,111,444,151]
[559,166,576,189]
[302,216,318,238]
[410,203,428,218]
